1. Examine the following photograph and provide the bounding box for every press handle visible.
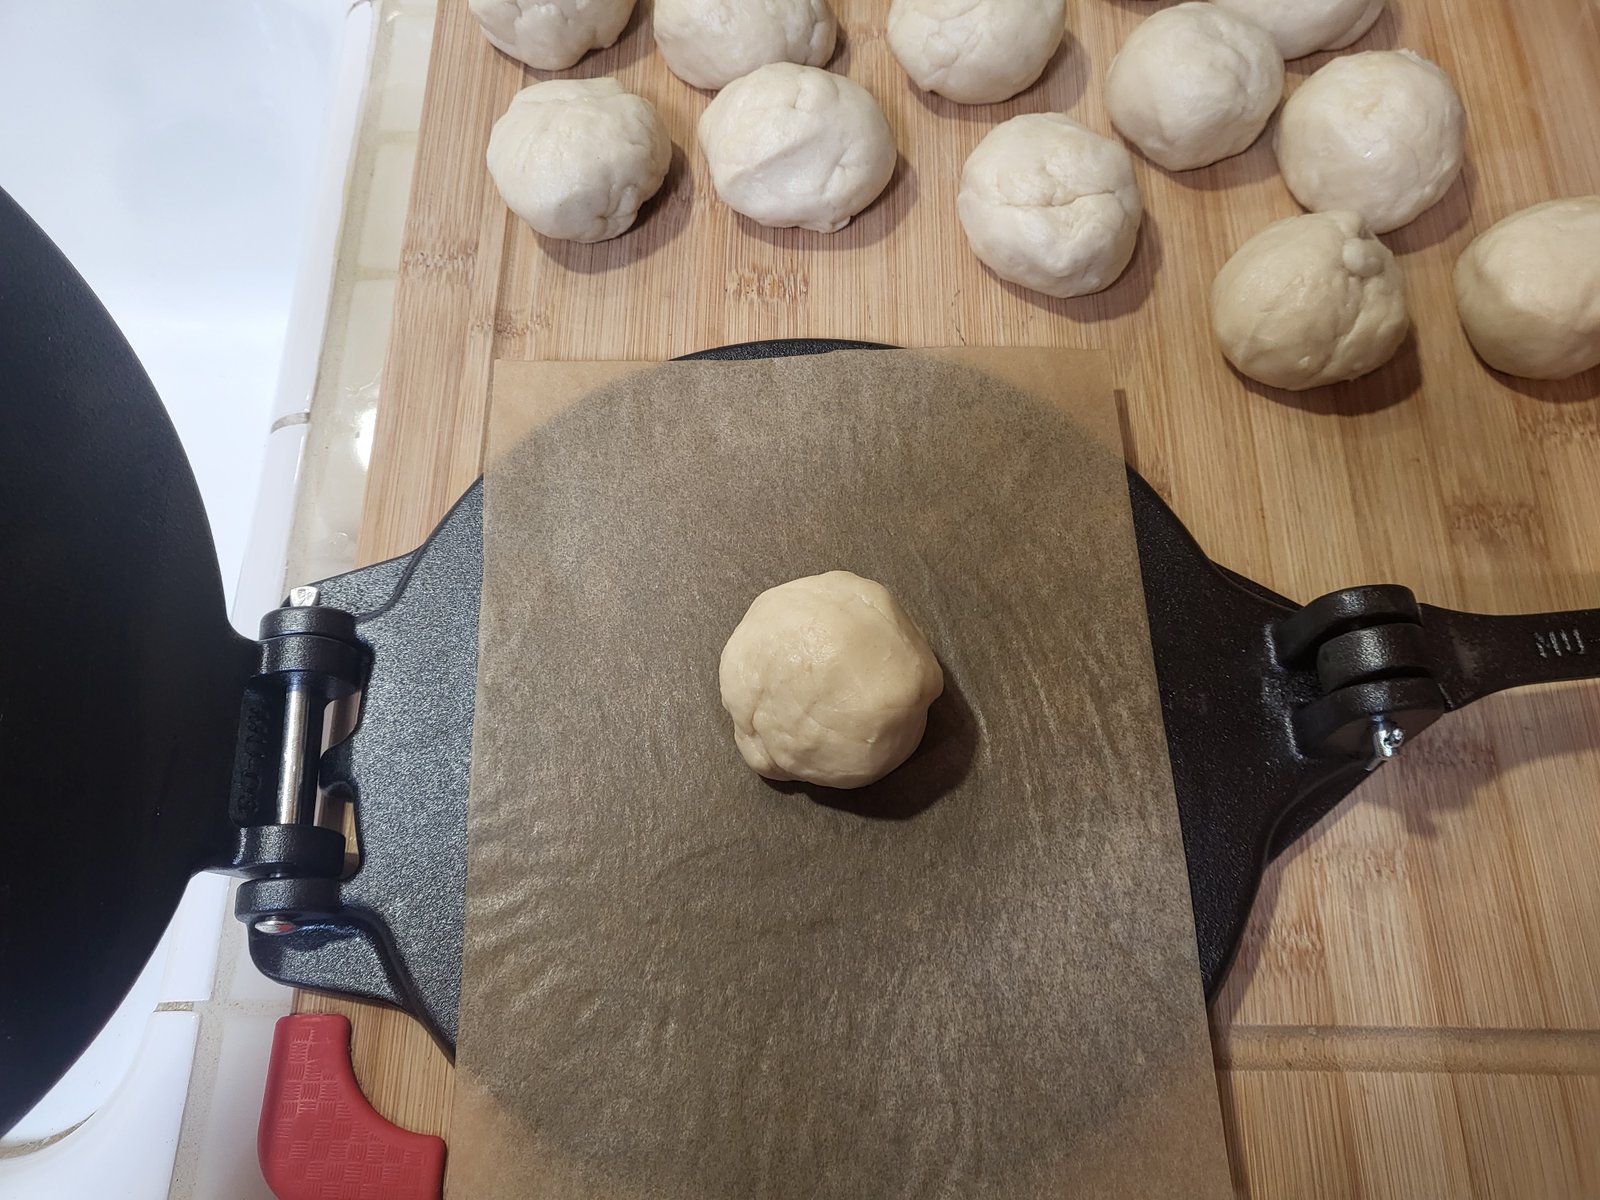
[258,1013,445,1200]
[1422,605,1600,709]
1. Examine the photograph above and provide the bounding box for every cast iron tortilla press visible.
[4,185,1597,1133]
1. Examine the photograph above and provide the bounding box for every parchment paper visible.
[449,349,1231,1199]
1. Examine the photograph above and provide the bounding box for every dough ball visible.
[719,571,944,789]
[468,0,634,71]
[1213,0,1383,59]
[1454,196,1600,380]
[697,63,896,233]
[487,78,671,243]
[654,0,836,91]
[957,113,1142,298]
[1105,2,1284,172]
[1275,49,1465,234]
[887,0,1066,105]
[1211,210,1409,390]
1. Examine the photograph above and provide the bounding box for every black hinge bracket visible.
[1275,585,1600,765]
[224,585,370,933]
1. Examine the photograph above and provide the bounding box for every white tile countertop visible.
[0,0,434,1194]
[287,1,439,592]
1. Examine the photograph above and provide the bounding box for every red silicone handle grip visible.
[258,1013,445,1200]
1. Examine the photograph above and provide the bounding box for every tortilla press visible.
[5,185,1599,1135]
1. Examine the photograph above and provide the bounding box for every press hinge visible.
[1272,584,1446,765]
[226,584,370,933]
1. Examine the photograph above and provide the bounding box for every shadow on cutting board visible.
[763,663,979,819]
[734,153,918,250]
[1383,161,1476,255]
[1237,333,1422,416]
[1495,363,1600,404]
[905,31,1089,123]
[547,0,654,78]
[992,212,1163,323]
[1165,138,1282,193]
[1283,4,1401,75]
[537,144,695,273]
[1212,680,1600,1021]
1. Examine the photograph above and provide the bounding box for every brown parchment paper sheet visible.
[448,349,1231,1199]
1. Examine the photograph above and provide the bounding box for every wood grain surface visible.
[302,0,1600,1193]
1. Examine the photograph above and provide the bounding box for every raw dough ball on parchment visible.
[1211,210,1409,390]
[697,63,896,232]
[1454,196,1600,381]
[487,78,671,243]
[1105,2,1284,172]
[719,571,945,789]
[957,113,1143,298]
[887,0,1067,105]
[1213,0,1384,59]
[1275,49,1465,234]
[654,0,837,91]
[468,0,634,71]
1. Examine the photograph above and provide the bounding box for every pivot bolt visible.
[1366,718,1406,771]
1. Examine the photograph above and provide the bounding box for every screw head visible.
[1367,719,1407,769]
[254,916,298,936]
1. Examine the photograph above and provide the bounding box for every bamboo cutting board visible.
[304,0,1600,1193]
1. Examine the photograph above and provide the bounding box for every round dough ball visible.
[468,0,634,71]
[654,0,836,91]
[719,571,944,789]
[487,79,671,243]
[887,0,1066,105]
[957,113,1142,298]
[1105,2,1284,172]
[1275,49,1465,234]
[1454,196,1600,380]
[1211,210,1409,390]
[697,63,896,233]
[1213,0,1383,59]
